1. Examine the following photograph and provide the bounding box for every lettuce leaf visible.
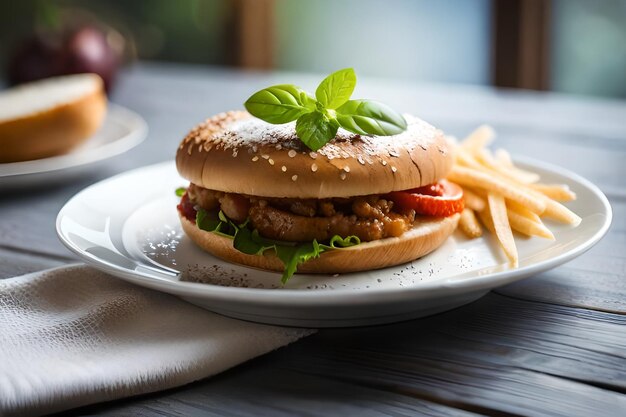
[195,208,360,284]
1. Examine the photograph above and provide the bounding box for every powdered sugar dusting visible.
[181,112,442,165]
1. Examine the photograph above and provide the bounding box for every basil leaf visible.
[315,68,356,109]
[245,84,316,124]
[336,99,407,136]
[295,111,339,151]
[175,187,186,197]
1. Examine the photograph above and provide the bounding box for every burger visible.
[175,111,463,283]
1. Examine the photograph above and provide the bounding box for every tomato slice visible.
[386,180,464,217]
[177,192,197,221]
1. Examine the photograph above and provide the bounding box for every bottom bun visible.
[180,213,460,274]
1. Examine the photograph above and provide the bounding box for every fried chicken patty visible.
[186,183,416,242]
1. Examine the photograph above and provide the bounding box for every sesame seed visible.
[268,158,275,165]
[276,144,282,150]
[292,175,298,181]
[262,154,270,159]
[288,150,297,158]
[311,163,318,172]
[309,152,318,159]
[382,160,388,166]
[281,165,287,172]
[391,166,397,173]
[358,156,365,165]
[251,156,259,162]
[340,172,347,180]
[343,166,350,172]
[252,146,258,152]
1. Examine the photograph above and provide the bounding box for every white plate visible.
[0,104,147,189]
[56,159,611,327]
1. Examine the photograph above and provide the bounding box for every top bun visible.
[176,111,452,198]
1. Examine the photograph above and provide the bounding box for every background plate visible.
[0,104,147,189]
[56,159,611,327]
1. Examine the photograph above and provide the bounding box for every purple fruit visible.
[7,25,122,93]
[61,27,119,92]
[8,34,61,84]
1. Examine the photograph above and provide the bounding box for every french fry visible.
[455,148,485,170]
[477,206,495,233]
[507,209,555,240]
[516,186,581,225]
[475,149,540,184]
[541,198,582,226]
[463,188,486,211]
[460,125,495,153]
[456,159,581,226]
[448,166,546,214]
[448,126,581,269]
[487,193,519,267]
[529,183,576,202]
[494,148,513,167]
[506,199,541,222]
[459,208,483,238]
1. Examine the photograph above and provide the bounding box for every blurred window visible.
[274,0,492,85]
[551,0,626,97]
[2,0,625,98]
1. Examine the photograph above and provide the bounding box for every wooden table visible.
[1,63,625,416]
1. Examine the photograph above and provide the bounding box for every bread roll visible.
[0,73,106,163]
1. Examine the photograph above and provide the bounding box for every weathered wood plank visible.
[57,367,482,417]
[115,62,626,144]
[272,294,626,417]
[0,178,105,260]
[56,293,626,417]
[496,264,626,314]
[0,247,68,279]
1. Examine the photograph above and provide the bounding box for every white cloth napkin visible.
[0,265,313,417]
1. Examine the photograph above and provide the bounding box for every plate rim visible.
[0,103,147,178]
[55,157,612,305]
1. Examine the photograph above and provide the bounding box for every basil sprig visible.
[315,67,356,109]
[196,208,360,284]
[295,111,338,152]
[244,84,316,124]
[244,68,407,151]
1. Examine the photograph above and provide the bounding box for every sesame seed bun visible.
[176,111,453,198]
[180,212,460,274]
